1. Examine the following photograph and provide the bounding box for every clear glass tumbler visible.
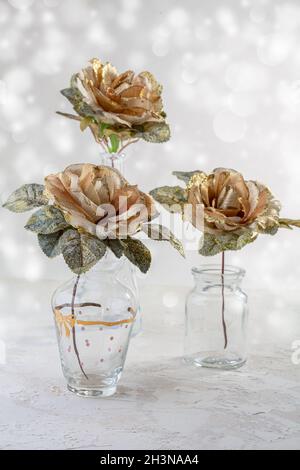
[52,253,137,397]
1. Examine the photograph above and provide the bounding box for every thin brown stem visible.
[71,275,88,380]
[118,139,139,154]
[221,251,228,349]
[56,111,81,121]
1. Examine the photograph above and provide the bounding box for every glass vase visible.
[100,151,141,336]
[52,252,137,397]
[184,265,248,370]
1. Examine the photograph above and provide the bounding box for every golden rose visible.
[75,58,166,127]
[45,164,157,239]
[187,168,281,235]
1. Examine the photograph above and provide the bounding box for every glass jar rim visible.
[99,151,126,159]
[192,264,245,279]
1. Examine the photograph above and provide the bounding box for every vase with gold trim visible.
[52,251,137,397]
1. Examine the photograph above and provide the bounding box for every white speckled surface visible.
[0,280,299,450]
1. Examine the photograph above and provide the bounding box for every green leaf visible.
[38,230,64,258]
[99,122,110,138]
[59,229,107,274]
[120,237,151,273]
[172,171,200,185]
[70,73,78,89]
[137,122,170,143]
[104,239,124,258]
[60,87,99,121]
[80,116,95,131]
[108,134,120,153]
[25,206,69,234]
[256,224,279,235]
[141,224,185,257]
[60,87,83,106]
[3,184,48,213]
[149,186,187,213]
[199,231,257,257]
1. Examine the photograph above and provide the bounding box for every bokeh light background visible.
[1,0,300,304]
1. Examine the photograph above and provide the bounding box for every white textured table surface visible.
[0,279,299,450]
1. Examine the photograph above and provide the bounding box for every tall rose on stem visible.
[3,164,184,376]
[58,58,170,154]
[151,167,300,349]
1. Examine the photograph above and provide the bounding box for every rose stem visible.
[221,251,228,349]
[71,274,88,380]
[118,139,139,154]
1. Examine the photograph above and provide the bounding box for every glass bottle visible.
[99,151,142,336]
[184,265,248,370]
[52,252,137,397]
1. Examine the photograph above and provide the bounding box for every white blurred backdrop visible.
[1,0,300,296]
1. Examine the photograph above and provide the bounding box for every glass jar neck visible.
[85,250,125,279]
[192,264,245,291]
[100,152,126,175]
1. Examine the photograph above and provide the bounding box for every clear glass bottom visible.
[184,353,246,370]
[52,261,136,398]
[67,384,117,397]
[185,265,248,371]
[66,368,122,397]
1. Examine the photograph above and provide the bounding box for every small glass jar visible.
[52,252,137,397]
[184,265,248,370]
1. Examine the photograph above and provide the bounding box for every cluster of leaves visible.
[3,184,184,274]
[58,82,170,153]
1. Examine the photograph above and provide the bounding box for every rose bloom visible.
[45,164,158,239]
[186,168,281,235]
[75,58,166,127]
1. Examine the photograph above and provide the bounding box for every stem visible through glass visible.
[221,251,228,349]
[71,274,88,380]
